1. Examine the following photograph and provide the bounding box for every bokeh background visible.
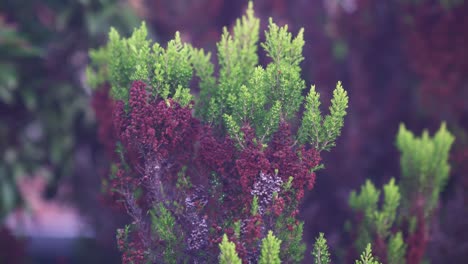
[1,0,467,263]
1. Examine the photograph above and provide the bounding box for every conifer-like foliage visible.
[88,23,194,105]
[349,178,401,252]
[309,233,384,264]
[298,83,348,151]
[87,2,348,263]
[219,235,242,264]
[355,244,382,264]
[259,231,282,264]
[347,123,454,264]
[387,232,406,264]
[197,2,348,145]
[312,233,331,264]
[396,123,454,215]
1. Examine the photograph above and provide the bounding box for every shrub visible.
[87,2,348,263]
[347,123,454,264]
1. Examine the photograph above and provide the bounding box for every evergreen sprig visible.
[219,234,242,264]
[108,23,152,100]
[261,17,305,119]
[355,244,382,264]
[312,233,331,264]
[387,232,406,264]
[349,178,402,252]
[396,122,454,215]
[88,23,214,106]
[259,231,282,264]
[347,122,454,263]
[378,179,400,237]
[209,1,260,125]
[298,82,348,151]
[150,204,184,263]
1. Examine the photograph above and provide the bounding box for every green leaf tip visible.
[259,231,282,264]
[298,82,348,152]
[396,122,454,215]
[312,233,331,264]
[219,234,242,264]
[355,244,382,264]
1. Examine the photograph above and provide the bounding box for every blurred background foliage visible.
[1,0,140,262]
[0,0,139,219]
[1,0,468,263]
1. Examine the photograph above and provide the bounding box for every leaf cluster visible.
[88,2,349,151]
[349,178,406,263]
[346,122,455,263]
[298,82,348,151]
[396,123,454,215]
[310,233,382,264]
[312,233,331,264]
[355,244,382,264]
[88,23,213,106]
[150,204,185,263]
[349,179,401,239]
[195,2,348,148]
[219,234,242,264]
[349,178,405,262]
[219,230,282,264]
[259,231,282,264]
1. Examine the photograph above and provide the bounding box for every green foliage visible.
[276,221,306,264]
[298,82,349,151]
[355,244,382,264]
[251,195,259,216]
[261,18,305,119]
[387,232,406,264]
[154,32,193,100]
[349,180,381,215]
[378,179,401,237]
[233,220,241,239]
[91,1,348,150]
[396,123,454,215]
[176,166,192,190]
[219,234,242,264]
[150,204,183,263]
[86,46,110,89]
[312,233,331,264]
[172,85,193,107]
[107,23,151,100]
[89,23,214,106]
[194,2,348,148]
[209,1,260,125]
[116,224,132,252]
[349,178,402,251]
[349,180,380,251]
[347,123,453,263]
[191,46,216,117]
[259,231,282,264]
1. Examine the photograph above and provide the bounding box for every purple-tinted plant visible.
[87,3,349,263]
